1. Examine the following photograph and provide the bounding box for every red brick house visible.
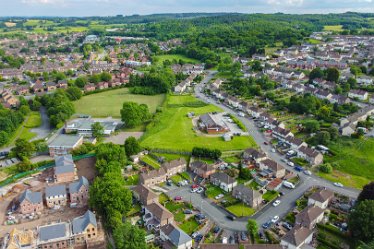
[19,190,44,214]
[54,154,76,183]
[189,161,216,179]
[69,176,89,205]
[84,83,96,92]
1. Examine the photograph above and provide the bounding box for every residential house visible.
[242,148,267,163]
[69,176,89,205]
[163,158,187,177]
[160,223,193,249]
[247,106,263,118]
[348,89,368,101]
[36,222,72,249]
[272,127,293,141]
[46,82,57,92]
[283,136,307,150]
[132,184,158,206]
[0,90,19,108]
[369,96,374,104]
[232,184,262,208]
[280,226,314,249]
[258,159,286,178]
[45,185,67,208]
[308,188,334,209]
[71,210,98,242]
[315,89,333,101]
[199,114,230,134]
[18,190,43,214]
[189,161,216,179]
[266,178,283,191]
[357,76,373,86]
[96,82,108,90]
[57,80,68,89]
[298,146,323,165]
[140,168,167,187]
[48,135,83,156]
[210,172,237,192]
[53,154,76,183]
[330,94,350,105]
[84,83,96,92]
[144,203,174,230]
[295,205,325,229]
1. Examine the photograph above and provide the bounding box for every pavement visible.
[172,70,361,231]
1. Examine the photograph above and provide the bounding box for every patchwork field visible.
[140,95,257,151]
[73,88,166,118]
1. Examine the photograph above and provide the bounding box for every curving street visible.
[177,70,361,231]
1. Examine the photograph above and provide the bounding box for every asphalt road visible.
[181,70,361,231]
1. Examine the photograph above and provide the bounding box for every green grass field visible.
[73,88,166,118]
[307,38,321,44]
[141,155,160,169]
[140,95,257,151]
[323,25,344,32]
[180,218,199,234]
[153,54,200,66]
[320,138,374,188]
[226,203,255,217]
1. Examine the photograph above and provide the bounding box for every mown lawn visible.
[141,155,160,169]
[124,174,139,186]
[154,54,200,66]
[74,88,165,118]
[205,184,225,199]
[321,138,374,188]
[263,190,278,202]
[140,95,257,151]
[180,218,199,235]
[24,112,42,128]
[226,203,255,217]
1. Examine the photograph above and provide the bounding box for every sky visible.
[0,0,373,17]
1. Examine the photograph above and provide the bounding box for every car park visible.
[272,200,281,207]
[271,216,279,223]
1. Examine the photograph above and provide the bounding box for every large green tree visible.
[91,122,104,140]
[358,182,374,202]
[348,200,374,243]
[124,136,142,157]
[113,222,146,249]
[120,102,150,128]
[326,67,340,83]
[11,138,36,159]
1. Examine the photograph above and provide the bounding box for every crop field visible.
[73,88,166,118]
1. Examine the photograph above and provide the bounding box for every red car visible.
[174,196,182,201]
[191,184,199,189]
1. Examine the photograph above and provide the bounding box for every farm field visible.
[140,95,257,151]
[323,25,344,32]
[320,138,374,188]
[73,88,166,118]
[153,54,200,66]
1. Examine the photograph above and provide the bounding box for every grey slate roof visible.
[69,176,89,193]
[19,189,42,204]
[161,224,192,246]
[39,223,69,242]
[45,185,67,198]
[72,210,97,234]
[54,154,75,174]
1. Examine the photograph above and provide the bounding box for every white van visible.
[283,181,295,189]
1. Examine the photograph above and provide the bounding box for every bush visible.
[192,147,221,160]
[319,163,333,173]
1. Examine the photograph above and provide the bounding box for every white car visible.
[304,170,312,176]
[271,216,279,223]
[196,187,204,193]
[334,182,344,187]
[287,161,295,167]
[215,194,224,200]
[272,200,281,207]
[271,148,276,153]
[190,188,198,193]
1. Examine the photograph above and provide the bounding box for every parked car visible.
[184,209,193,214]
[191,184,199,189]
[195,213,206,220]
[196,187,204,193]
[191,188,198,193]
[174,196,182,201]
[283,181,295,189]
[215,194,224,200]
[195,234,203,242]
[287,161,294,167]
[240,231,248,241]
[166,180,172,186]
[226,215,236,221]
[334,182,344,187]
[295,166,303,172]
[263,141,269,145]
[304,170,312,176]
[213,226,220,233]
[191,232,200,239]
[271,148,276,153]
[272,200,281,207]
[262,221,272,229]
[282,222,293,230]
[271,216,279,223]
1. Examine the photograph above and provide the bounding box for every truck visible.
[283,181,295,189]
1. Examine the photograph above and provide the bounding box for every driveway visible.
[31,107,51,141]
